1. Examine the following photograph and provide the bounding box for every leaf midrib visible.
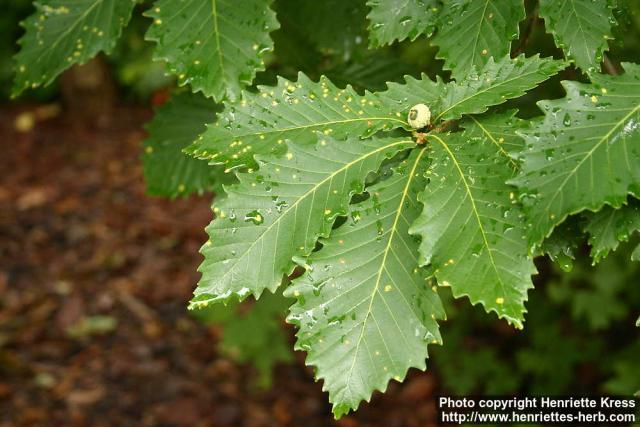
[218,116,407,139]
[210,0,226,86]
[567,0,592,67]
[345,148,426,395]
[467,0,490,77]
[201,139,414,298]
[435,62,547,121]
[469,115,519,170]
[429,134,509,305]
[537,102,640,240]
[37,0,104,69]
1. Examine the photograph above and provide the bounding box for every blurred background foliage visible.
[3,0,639,401]
[434,241,640,396]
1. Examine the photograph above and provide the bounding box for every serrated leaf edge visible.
[435,55,566,122]
[189,137,416,309]
[425,133,530,328]
[287,148,442,417]
[520,85,640,247]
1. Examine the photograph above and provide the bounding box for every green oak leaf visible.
[286,149,444,417]
[366,0,440,47]
[460,109,528,166]
[511,63,640,247]
[186,74,407,170]
[142,92,234,198]
[435,55,567,122]
[186,58,563,172]
[145,0,279,101]
[538,217,583,272]
[411,132,536,327]
[583,200,640,264]
[377,72,446,116]
[372,56,562,127]
[461,110,587,273]
[539,0,616,73]
[433,0,525,81]
[13,0,136,96]
[189,134,414,308]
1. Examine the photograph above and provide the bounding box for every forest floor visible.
[0,104,440,427]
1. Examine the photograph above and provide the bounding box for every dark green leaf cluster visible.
[434,249,640,397]
[187,54,566,415]
[12,0,640,418]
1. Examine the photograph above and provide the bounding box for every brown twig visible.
[433,119,457,134]
[413,120,457,145]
